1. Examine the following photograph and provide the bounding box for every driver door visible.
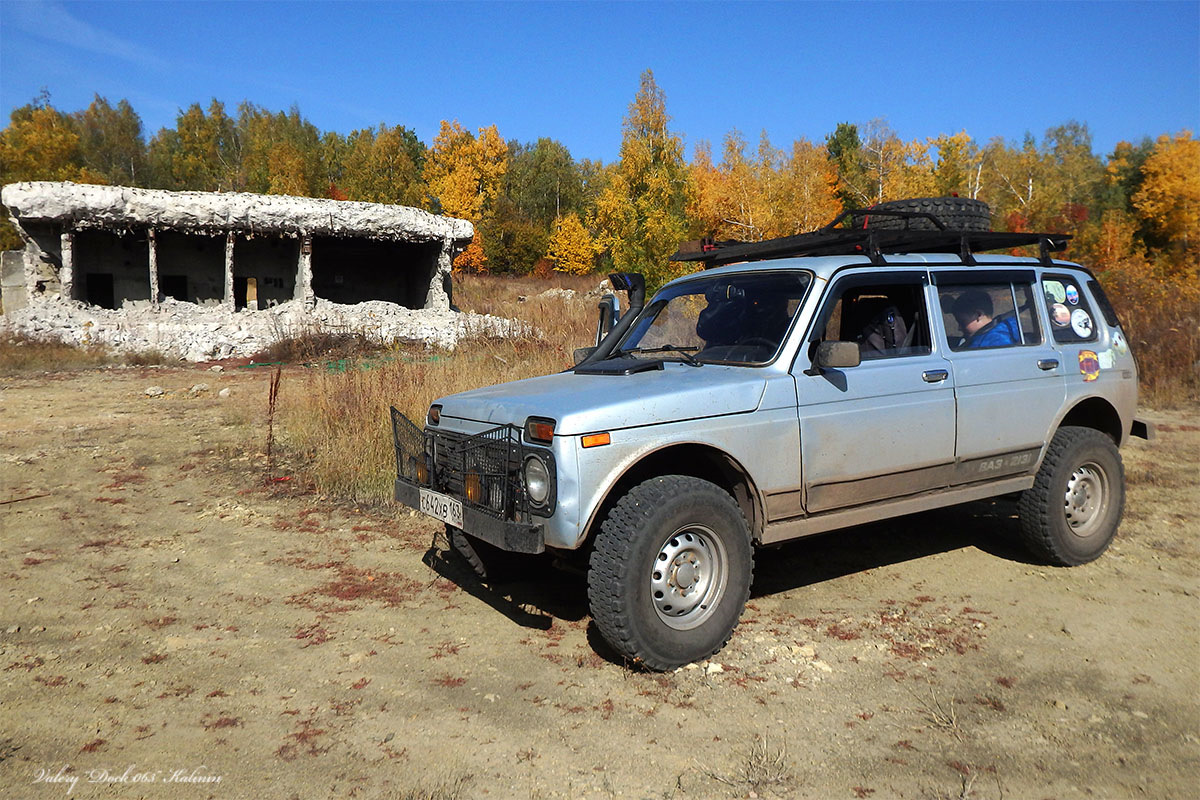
[794,270,957,514]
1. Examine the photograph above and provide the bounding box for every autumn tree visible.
[773,138,842,234]
[930,131,983,198]
[1131,131,1199,249]
[546,213,598,275]
[425,121,508,271]
[0,95,104,249]
[593,70,693,290]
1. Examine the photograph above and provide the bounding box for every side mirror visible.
[814,340,861,369]
[573,346,598,365]
[595,293,620,346]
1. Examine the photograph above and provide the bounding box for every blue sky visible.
[2,1,1197,161]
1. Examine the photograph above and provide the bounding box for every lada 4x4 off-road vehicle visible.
[391,197,1154,670]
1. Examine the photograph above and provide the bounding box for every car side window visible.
[813,278,932,361]
[938,281,1042,351]
[1042,275,1099,343]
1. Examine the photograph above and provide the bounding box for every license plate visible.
[419,488,464,529]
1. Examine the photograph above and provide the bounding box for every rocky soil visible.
[1,365,1196,799]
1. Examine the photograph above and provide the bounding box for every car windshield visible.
[617,271,812,365]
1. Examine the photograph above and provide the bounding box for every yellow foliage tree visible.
[1132,131,1199,247]
[773,138,842,234]
[593,70,693,291]
[546,213,598,274]
[425,121,508,272]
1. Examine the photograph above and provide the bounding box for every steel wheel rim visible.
[1063,460,1110,538]
[650,524,728,630]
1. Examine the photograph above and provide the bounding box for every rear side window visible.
[1087,280,1122,328]
[938,281,1042,351]
[1042,275,1098,343]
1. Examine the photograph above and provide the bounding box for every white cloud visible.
[4,0,166,69]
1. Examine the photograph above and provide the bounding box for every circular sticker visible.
[1065,285,1080,305]
[1044,281,1066,303]
[1051,303,1071,327]
[1070,308,1094,338]
[1112,330,1128,355]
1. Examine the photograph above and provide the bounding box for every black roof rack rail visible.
[672,210,1070,268]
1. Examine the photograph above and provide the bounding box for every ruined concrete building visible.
[0,181,514,360]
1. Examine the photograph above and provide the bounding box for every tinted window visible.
[1042,275,1098,343]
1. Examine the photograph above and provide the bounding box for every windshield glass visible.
[618,271,812,365]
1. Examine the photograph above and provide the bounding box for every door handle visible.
[1037,359,1059,371]
[922,369,949,383]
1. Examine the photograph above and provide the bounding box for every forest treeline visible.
[1,71,1196,398]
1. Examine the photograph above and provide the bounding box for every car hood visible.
[436,364,769,436]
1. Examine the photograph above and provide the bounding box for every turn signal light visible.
[525,417,556,444]
[428,404,441,425]
[581,432,611,448]
[414,459,429,485]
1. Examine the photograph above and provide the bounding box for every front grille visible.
[390,408,555,521]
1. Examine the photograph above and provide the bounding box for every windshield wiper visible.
[617,345,703,367]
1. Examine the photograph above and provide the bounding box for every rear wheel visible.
[1018,427,1125,566]
[865,197,991,231]
[588,476,754,670]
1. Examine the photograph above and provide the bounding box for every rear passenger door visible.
[933,270,1066,483]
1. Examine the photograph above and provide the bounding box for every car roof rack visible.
[672,209,1071,268]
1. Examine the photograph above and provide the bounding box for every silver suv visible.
[391,201,1154,670]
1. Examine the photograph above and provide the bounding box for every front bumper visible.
[394,480,545,554]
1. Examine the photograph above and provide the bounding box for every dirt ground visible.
[2,365,1197,800]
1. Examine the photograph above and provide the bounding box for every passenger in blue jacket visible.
[951,290,1021,348]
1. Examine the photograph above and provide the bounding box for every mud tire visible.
[587,476,754,671]
[865,196,992,231]
[1018,427,1125,566]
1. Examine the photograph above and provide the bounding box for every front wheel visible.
[1018,427,1125,566]
[587,476,754,670]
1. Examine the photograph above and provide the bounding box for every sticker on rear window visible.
[1044,281,1066,303]
[1051,303,1071,327]
[1065,284,1079,305]
[1070,309,1093,338]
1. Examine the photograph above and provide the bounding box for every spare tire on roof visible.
[864,196,991,232]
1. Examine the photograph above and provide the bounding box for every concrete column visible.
[59,230,74,300]
[224,232,235,310]
[424,239,454,310]
[295,235,314,308]
[147,229,160,308]
[22,239,41,301]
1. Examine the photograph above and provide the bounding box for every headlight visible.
[523,455,551,506]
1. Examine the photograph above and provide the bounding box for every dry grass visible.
[0,330,167,373]
[701,734,793,796]
[275,273,596,502]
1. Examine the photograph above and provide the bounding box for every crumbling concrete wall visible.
[0,182,490,357]
[1,181,473,313]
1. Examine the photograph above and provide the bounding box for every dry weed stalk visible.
[906,683,963,740]
[700,734,793,795]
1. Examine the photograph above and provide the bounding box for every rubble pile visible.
[2,297,524,361]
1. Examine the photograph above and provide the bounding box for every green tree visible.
[825,122,868,209]
[593,70,692,290]
[148,100,239,190]
[340,123,426,206]
[505,138,583,227]
[73,95,147,186]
